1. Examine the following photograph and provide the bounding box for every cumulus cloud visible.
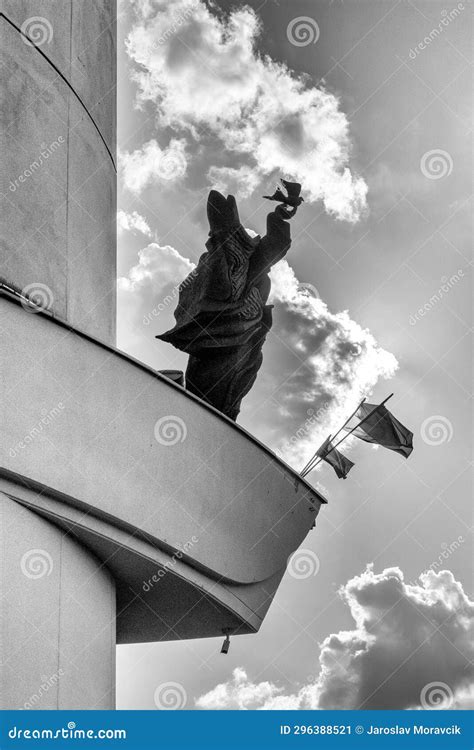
[195,567,474,710]
[118,241,194,295]
[207,165,261,200]
[117,241,195,362]
[258,260,397,469]
[126,0,367,221]
[120,137,187,193]
[196,667,285,710]
[117,209,152,236]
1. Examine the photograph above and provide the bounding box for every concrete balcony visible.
[0,291,325,647]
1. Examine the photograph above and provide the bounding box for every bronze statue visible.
[156,181,303,420]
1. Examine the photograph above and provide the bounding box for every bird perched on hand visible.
[263,179,304,208]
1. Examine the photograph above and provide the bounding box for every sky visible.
[116,0,472,710]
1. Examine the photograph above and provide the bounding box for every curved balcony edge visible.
[0,291,325,587]
[1,479,283,644]
[0,281,326,505]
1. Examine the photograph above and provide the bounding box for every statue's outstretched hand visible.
[275,204,298,220]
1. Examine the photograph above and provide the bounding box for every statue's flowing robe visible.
[157,191,292,420]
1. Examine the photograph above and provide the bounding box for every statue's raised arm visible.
[156,181,303,420]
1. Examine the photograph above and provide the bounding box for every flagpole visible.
[301,435,331,477]
[327,398,366,446]
[305,394,394,474]
[300,435,328,477]
[301,398,366,478]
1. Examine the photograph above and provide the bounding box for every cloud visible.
[195,667,285,710]
[118,241,194,295]
[117,241,195,363]
[252,260,397,469]
[195,567,474,710]
[313,566,474,710]
[120,137,187,193]
[207,165,261,200]
[117,209,152,236]
[126,0,368,221]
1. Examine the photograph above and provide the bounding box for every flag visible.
[345,402,413,458]
[316,437,354,479]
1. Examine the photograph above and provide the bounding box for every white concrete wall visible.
[0,1,116,345]
[0,2,118,709]
[0,493,116,709]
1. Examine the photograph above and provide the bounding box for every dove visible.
[263,179,304,208]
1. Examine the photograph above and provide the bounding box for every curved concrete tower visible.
[0,1,325,710]
[0,1,116,343]
[1,0,117,708]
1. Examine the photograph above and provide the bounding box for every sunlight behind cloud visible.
[125,0,368,221]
